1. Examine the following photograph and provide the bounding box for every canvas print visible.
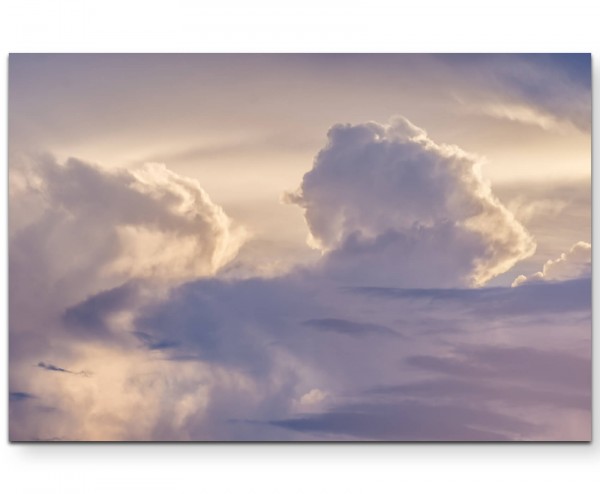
[8,54,591,442]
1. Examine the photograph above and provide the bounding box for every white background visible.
[1,1,598,493]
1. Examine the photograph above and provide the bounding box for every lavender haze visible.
[9,54,591,441]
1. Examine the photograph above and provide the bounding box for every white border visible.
[1,1,599,493]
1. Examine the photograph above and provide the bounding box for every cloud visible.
[299,388,328,406]
[270,400,540,441]
[513,241,591,286]
[37,361,91,377]
[9,391,36,402]
[10,156,245,292]
[109,274,589,441]
[370,378,589,412]
[9,155,245,359]
[492,180,590,284]
[439,53,591,132]
[11,250,590,441]
[350,277,591,317]
[9,155,247,439]
[37,362,70,373]
[62,282,138,337]
[302,318,402,338]
[287,117,535,287]
[479,102,576,132]
[405,345,591,391]
[505,197,568,224]
[8,120,590,442]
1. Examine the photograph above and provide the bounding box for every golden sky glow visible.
[9,54,592,442]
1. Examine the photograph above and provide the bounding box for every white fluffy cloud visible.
[287,117,535,287]
[513,241,591,287]
[10,156,245,294]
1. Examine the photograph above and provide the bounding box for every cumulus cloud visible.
[512,241,591,286]
[9,155,245,357]
[10,156,244,291]
[287,117,535,287]
[9,156,247,440]
[9,121,590,442]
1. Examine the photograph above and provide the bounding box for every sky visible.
[8,54,591,441]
